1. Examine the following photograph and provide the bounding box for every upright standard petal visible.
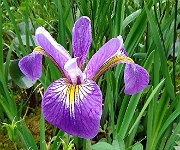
[84,38,123,80]
[35,27,71,72]
[124,63,149,94]
[42,78,102,139]
[72,16,92,69]
[64,58,84,84]
[18,52,43,81]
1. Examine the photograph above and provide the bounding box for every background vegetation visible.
[0,0,180,149]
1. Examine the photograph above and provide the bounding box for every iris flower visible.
[19,16,149,138]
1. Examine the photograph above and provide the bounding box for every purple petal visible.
[84,37,124,80]
[124,63,149,94]
[18,52,43,81]
[42,78,102,138]
[72,16,92,69]
[35,27,71,73]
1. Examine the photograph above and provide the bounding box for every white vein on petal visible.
[46,79,95,117]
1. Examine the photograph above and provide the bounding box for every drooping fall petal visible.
[42,78,102,139]
[124,63,149,94]
[18,52,43,81]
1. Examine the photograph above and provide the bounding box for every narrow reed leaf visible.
[116,94,130,132]
[24,0,30,53]
[3,0,26,56]
[152,90,170,147]
[18,122,38,150]
[51,130,65,150]
[143,50,154,71]
[163,91,180,122]
[114,0,125,35]
[146,50,156,150]
[40,112,47,150]
[145,5,175,99]
[172,0,178,93]
[0,96,14,120]
[133,52,146,59]
[0,0,3,74]
[0,71,17,116]
[128,79,165,135]
[153,49,160,99]
[58,1,66,47]
[52,0,66,47]
[81,0,90,16]
[124,1,153,55]
[4,43,13,83]
[152,108,180,149]
[106,72,115,134]
[122,9,142,30]
[164,121,180,150]
[118,93,142,139]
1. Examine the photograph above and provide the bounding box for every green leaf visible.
[124,1,153,56]
[132,142,143,150]
[128,79,165,135]
[18,122,38,150]
[92,137,121,150]
[92,141,117,150]
[9,59,36,89]
[145,5,175,99]
[40,112,47,150]
[122,9,142,30]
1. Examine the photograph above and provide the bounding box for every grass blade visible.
[145,5,175,99]
[128,79,165,135]
[0,0,3,74]
[40,112,47,150]
[3,0,26,56]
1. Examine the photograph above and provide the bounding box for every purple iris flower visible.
[18,16,149,139]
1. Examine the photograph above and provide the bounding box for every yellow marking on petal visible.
[33,46,66,77]
[70,85,76,104]
[93,55,134,81]
[63,81,94,116]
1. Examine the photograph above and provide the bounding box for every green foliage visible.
[8,59,36,88]
[0,0,180,149]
